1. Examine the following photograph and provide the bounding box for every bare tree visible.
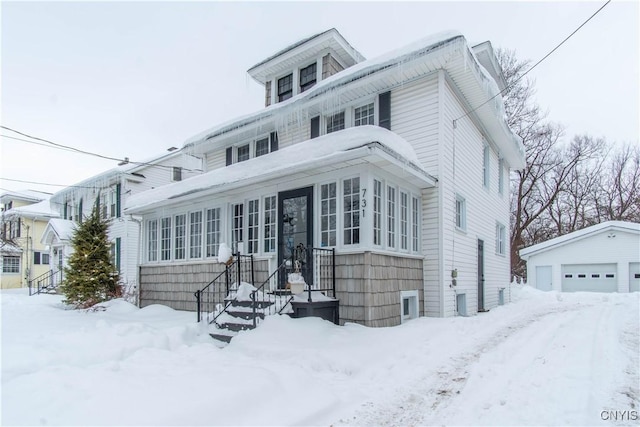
[594,143,640,222]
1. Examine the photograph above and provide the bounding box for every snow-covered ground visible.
[1,286,638,426]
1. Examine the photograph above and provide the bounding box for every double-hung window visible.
[189,211,203,259]
[205,208,220,257]
[320,183,337,247]
[354,103,375,126]
[299,63,316,92]
[2,256,19,273]
[148,219,158,262]
[455,195,466,231]
[343,177,360,245]
[232,204,244,249]
[237,144,250,163]
[174,214,186,260]
[160,217,171,261]
[327,112,345,134]
[255,137,270,157]
[496,222,506,255]
[278,74,293,102]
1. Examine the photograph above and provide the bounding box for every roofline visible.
[519,221,640,259]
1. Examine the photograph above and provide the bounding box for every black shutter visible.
[63,202,68,220]
[270,132,279,152]
[116,184,121,218]
[78,199,83,223]
[379,91,391,130]
[226,147,233,166]
[310,116,320,139]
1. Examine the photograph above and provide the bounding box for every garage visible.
[630,262,640,293]
[561,263,617,292]
[520,221,640,293]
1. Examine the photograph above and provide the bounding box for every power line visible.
[1,126,202,173]
[453,0,611,124]
[0,177,96,189]
[2,134,82,153]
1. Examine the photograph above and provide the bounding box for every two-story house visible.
[126,29,525,326]
[42,150,203,295]
[1,190,58,289]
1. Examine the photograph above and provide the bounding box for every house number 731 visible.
[361,188,367,217]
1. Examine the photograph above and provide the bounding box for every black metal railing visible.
[194,253,254,323]
[29,269,63,296]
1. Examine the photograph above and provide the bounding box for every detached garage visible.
[520,221,640,293]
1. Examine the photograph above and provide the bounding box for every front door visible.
[477,239,485,311]
[278,186,314,287]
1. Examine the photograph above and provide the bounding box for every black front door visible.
[278,186,314,287]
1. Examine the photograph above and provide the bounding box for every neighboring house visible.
[520,221,640,293]
[40,218,77,288]
[0,190,58,289]
[45,150,203,294]
[126,28,525,326]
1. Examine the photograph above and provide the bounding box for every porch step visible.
[209,332,235,344]
[223,322,258,332]
[227,310,265,320]
[226,299,274,309]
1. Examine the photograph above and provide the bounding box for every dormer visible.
[247,28,365,107]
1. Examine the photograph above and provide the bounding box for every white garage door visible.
[630,262,640,293]
[561,264,618,292]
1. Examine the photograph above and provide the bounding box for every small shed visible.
[520,221,640,293]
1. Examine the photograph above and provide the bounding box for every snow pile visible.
[216,242,232,264]
[2,286,638,426]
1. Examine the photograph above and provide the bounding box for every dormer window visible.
[299,63,317,92]
[278,74,293,102]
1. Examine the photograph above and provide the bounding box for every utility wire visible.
[453,0,611,124]
[0,177,96,189]
[1,126,202,172]
[2,134,81,153]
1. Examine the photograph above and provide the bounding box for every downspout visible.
[437,69,446,318]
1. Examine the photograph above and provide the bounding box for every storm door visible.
[278,187,314,287]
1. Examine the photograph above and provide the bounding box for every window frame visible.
[320,182,337,247]
[455,194,467,231]
[174,214,187,260]
[160,217,172,261]
[299,62,317,93]
[342,176,360,246]
[205,207,221,258]
[326,111,346,134]
[496,222,506,255]
[172,166,183,182]
[263,196,276,253]
[148,219,158,262]
[354,102,375,127]
[247,199,260,254]
[189,211,203,259]
[277,73,293,102]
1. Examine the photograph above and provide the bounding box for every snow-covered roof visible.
[41,219,77,245]
[519,221,640,259]
[0,189,52,205]
[5,199,59,219]
[184,30,525,170]
[0,242,22,255]
[127,126,436,214]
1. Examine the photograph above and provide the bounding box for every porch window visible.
[160,217,171,261]
[247,199,259,254]
[174,214,186,260]
[373,179,382,245]
[189,211,203,259]
[320,183,337,247]
[205,208,221,257]
[354,103,375,126]
[412,197,419,252]
[327,112,345,134]
[148,219,158,261]
[263,196,276,253]
[400,192,408,250]
[278,74,293,102]
[387,186,396,248]
[232,204,244,249]
[343,177,360,245]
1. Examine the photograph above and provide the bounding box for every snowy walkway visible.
[1,287,638,426]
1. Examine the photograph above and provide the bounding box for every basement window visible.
[400,290,419,323]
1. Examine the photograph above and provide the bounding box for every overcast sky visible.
[1,1,638,195]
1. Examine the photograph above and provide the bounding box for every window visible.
[148,219,158,262]
[320,183,337,247]
[237,144,250,163]
[10,219,20,239]
[42,253,50,265]
[110,190,116,217]
[189,211,203,259]
[412,197,419,252]
[255,137,269,157]
[160,217,171,261]
[354,103,375,126]
[299,62,316,92]
[400,290,419,323]
[205,208,221,257]
[455,195,466,231]
[232,204,244,248]
[400,192,408,250]
[496,222,506,255]
[373,179,382,246]
[263,197,276,253]
[327,112,345,134]
[101,193,108,218]
[498,158,504,195]
[483,144,490,189]
[387,186,396,248]
[174,214,186,260]
[592,274,600,278]
[247,199,259,254]
[578,274,586,278]
[343,177,360,245]
[565,274,573,278]
[278,73,293,102]
[606,273,615,278]
[33,252,41,265]
[172,167,183,182]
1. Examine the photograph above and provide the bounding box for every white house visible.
[520,221,640,293]
[44,150,203,294]
[126,28,525,326]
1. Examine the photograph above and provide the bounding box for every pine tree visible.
[59,206,120,308]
